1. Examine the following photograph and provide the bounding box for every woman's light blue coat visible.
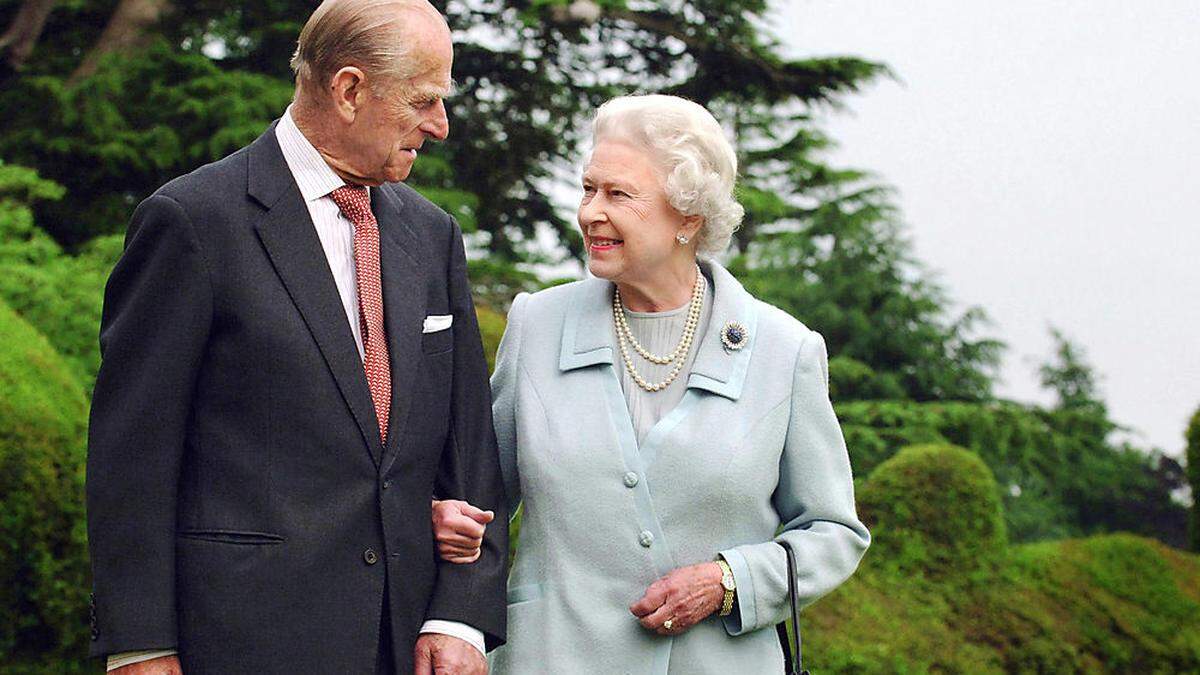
[489,261,869,674]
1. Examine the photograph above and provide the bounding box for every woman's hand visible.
[629,562,725,635]
[431,499,494,563]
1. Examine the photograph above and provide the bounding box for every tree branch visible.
[0,0,58,71]
[69,0,172,84]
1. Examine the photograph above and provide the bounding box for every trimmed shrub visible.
[0,166,118,394]
[858,443,1007,578]
[806,445,1200,675]
[0,300,91,665]
[838,399,1188,546]
[989,534,1200,673]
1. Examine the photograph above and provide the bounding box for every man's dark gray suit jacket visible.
[85,122,508,673]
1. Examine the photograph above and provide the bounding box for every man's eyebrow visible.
[424,79,458,99]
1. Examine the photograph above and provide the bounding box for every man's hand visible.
[432,499,493,563]
[414,633,487,675]
[630,562,725,636]
[111,655,182,675]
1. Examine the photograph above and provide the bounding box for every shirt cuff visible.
[107,650,177,671]
[420,620,487,656]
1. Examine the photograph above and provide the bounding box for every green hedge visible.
[805,443,1200,673]
[0,299,91,667]
[858,444,1006,579]
[0,164,118,394]
[838,400,1188,546]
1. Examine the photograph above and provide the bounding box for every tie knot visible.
[329,185,374,225]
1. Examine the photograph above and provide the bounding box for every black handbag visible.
[774,540,810,675]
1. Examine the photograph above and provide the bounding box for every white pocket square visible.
[422,314,453,333]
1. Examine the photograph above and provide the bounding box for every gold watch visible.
[716,558,736,617]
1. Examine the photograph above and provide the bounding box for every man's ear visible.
[330,66,368,122]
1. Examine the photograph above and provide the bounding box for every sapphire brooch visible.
[720,321,748,352]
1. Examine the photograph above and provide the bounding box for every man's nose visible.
[421,100,449,141]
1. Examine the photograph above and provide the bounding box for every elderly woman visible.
[434,94,869,673]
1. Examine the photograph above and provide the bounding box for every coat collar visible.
[558,260,758,400]
[247,120,426,468]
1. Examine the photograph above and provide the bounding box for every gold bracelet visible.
[716,558,736,617]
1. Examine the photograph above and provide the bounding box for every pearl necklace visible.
[612,266,705,392]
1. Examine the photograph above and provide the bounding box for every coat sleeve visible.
[718,330,870,635]
[489,291,529,516]
[86,193,213,657]
[425,216,510,650]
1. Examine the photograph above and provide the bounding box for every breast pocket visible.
[422,326,454,355]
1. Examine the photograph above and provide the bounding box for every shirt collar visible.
[275,105,362,203]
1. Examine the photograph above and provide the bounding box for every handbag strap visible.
[775,540,808,675]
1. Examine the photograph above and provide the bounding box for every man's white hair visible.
[591,95,744,257]
[290,0,443,97]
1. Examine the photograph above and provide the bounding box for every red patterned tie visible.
[329,185,391,445]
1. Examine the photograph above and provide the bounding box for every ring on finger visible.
[663,618,675,631]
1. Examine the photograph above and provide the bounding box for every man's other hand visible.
[431,499,493,563]
[111,655,182,675]
[414,633,487,675]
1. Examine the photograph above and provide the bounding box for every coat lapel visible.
[371,184,427,463]
[558,277,615,372]
[685,261,758,401]
[556,260,758,401]
[248,123,384,466]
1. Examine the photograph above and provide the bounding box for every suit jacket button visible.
[382,480,391,490]
[638,531,654,547]
[364,548,379,565]
[623,472,639,488]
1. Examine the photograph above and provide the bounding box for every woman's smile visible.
[589,237,624,253]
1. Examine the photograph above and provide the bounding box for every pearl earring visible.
[676,233,690,245]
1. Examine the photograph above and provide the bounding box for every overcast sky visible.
[770,0,1200,457]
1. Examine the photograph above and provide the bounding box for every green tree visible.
[1039,326,1106,414]
[1187,406,1200,552]
[731,199,1003,402]
[0,0,886,258]
[1034,328,1187,547]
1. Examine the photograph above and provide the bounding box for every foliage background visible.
[0,0,1195,671]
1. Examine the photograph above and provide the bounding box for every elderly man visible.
[85,1,506,673]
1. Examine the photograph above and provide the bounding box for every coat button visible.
[382,479,391,490]
[363,548,379,565]
[638,531,654,547]
[623,472,639,488]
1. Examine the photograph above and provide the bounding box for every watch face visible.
[722,575,736,591]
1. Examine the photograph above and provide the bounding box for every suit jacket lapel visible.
[372,184,427,464]
[248,123,384,466]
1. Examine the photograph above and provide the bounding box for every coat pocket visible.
[176,528,285,545]
[421,326,454,354]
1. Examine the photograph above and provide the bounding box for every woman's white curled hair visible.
[591,95,744,257]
